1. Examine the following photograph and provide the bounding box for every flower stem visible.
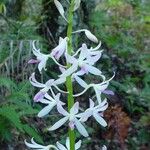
[66,0,75,150]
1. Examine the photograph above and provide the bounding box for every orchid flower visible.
[25,138,57,150]
[73,42,102,62]
[56,137,81,150]
[80,99,108,127]
[38,92,65,118]
[29,73,67,102]
[72,29,98,43]
[59,52,102,78]
[48,102,89,137]
[28,41,66,73]
[74,73,115,103]
[28,41,50,73]
[51,37,68,60]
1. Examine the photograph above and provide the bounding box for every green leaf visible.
[23,124,43,144]
[0,106,24,132]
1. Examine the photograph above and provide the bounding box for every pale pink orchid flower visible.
[79,99,108,127]
[56,137,81,150]
[48,102,89,137]
[25,138,57,150]
[29,73,67,102]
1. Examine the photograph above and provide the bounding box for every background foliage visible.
[0,0,149,149]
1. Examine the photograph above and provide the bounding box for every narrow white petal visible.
[93,112,107,127]
[94,88,102,104]
[54,0,67,22]
[70,102,79,114]
[65,53,77,64]
[56,142,67,150]
[38,60,47,73]
[65,137,70,149]
[75,140,82,149]
[29,73,45,88]
[89,99,95,108]
[25,139,45,149]
[84,64,102,76]
[38,104,55,118]
[57,104,69,116]
[44,93,55,102]
[74,75,88,88]
[54,77,66,85]
[60,63,78,78]
[74,118,89,137]
[48,116,69,131]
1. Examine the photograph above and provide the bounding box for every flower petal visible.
[38,103,55,118]
[84,64,102,76]
[57,104,69,116]
[60,63,78,78]
[74,118,89,137]
[74,75,88,88]
[56,142,67,150]
[70,102,79,115]
[75,140,82,149]
[93,112,107,127]
[48,116,69,131]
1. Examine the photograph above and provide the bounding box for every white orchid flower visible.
[56,137,81,150]
[28,41,50,73]
[48,102,89,137]
[73,0,81,11]
[80,99,108,127]
[29,73,67,102]
[72,29,98,43]
[60,51,102,78]
[38,92,65,118]
[28,41,66,73]
[25,138,57,150]
[51,37,68,60]
[54,0,68,22]
[74,73,115,103]
[73,42,103,68]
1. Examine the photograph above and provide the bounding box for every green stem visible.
[66,0,75,150]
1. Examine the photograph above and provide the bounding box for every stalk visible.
[66,0,75,150]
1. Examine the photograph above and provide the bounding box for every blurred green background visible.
[0,0,150,149]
